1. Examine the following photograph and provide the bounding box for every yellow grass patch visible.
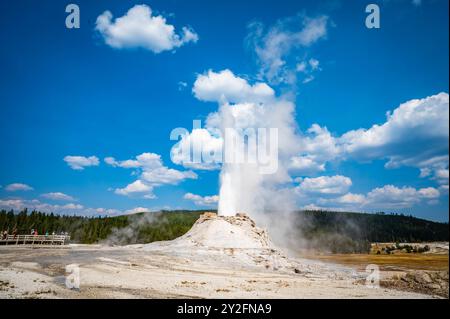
[302,253,449,271]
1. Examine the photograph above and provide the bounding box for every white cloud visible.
[64,155,99,170]
[136,152,197,185]
[363,185,440,209]
[439,184,449,194]
[41,192,75,201]
[295,57,322,83]
[61,203,84,210]
[296,61,307,72]
[95,4,198,53]
[0,198,83,215]
[193,69,274,104]
[171,128,223,170]
[296,175,352,195]
[290,124,340,175]
[309,58,320,70]
[94,207,125,216]
[178,81,188,91]
[108,152,197,199]
[334,193,366,205]
[292,93,449,184]
[339,92,449,180]
[308,185,441,211]
[104,156,140,168]
[247,15,329,84]
[302,76,314,84]
[433,168,449,185]
[417,187,441,198]
[296,16,329,46]
[124,207,152,215]
[184,193,219,207]
[0,198,139,217]
[141,168,196,185]
[114,180,154,197]
[341,93,448,155]
[184,62,447,216]
[5,183,33,192]
[290,156,325,174]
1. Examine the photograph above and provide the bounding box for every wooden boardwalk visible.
[0,235,70,246]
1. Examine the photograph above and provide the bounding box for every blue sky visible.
[0,0,448,221]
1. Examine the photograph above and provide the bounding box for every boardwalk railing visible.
[0,234,71,246]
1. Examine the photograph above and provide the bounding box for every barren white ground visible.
[0,214,435,299]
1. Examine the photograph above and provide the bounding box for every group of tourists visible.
[1,228,69,240]
[29,229,69,237]
[1,228,17,240]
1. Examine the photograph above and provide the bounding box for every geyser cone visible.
[169,212,274,249]
[140,212,315,274]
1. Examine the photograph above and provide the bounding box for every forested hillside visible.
[296,210,449,253]
[0,209,203,244]
[1,209,448,253]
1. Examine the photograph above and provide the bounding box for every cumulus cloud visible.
[95,4,198,53]
[289,156,325,174]
[173,69,298,174]
[433,168,449,185]
[363,185,440,209]
[184,193,219,207]
[339,92,449,181]
[246,14,329,84]
[303,184,441,211]
[107,152,197,199]
[175,67,447,218]
[290,124,340,174]
[171,128,223,170]
[295,175,352,195]
[5,183,33,192]
[0,198,84,215]
[291,93,449,185]
[439,184,449,194]
[124,207,152,215]
[64,155,99,170]
[290,160,443,210]
[193,69,274,104]
[0,198,140,217]
[104,156,140,168]
[334,193,366,205]
[41,192,75,201]
[114,180,154,197]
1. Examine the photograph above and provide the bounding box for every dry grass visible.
[302,253,449,271]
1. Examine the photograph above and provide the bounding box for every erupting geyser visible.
[218,170,236,216]
[185,70,302,224]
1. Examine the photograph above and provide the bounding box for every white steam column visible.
[218,169,237,216]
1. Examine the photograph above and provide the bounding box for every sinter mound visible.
[141,212,351,276]
[168,212,274,249]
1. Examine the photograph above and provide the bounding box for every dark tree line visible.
[296,210,449,253]
[0,209,204,244]
[298,210,449,242]
[1,209,448,252]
